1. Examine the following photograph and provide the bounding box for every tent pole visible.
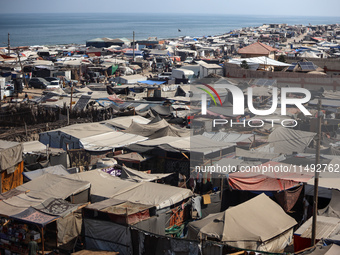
[311,99,322,246]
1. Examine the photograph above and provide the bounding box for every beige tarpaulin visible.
[187,194,296,253]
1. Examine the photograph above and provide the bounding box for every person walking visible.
[28,235,39,255]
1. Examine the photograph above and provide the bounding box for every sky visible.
[2,0,340,17]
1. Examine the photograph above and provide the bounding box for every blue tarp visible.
[138,80,166,85]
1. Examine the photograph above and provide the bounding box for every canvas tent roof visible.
[268,127,316,154]
[23,165,69,180]
[120,166,173,182]
[16,173,90,200]
[66,169,192,208]
[0,140,23,171]
[319,189,340,218]
[124,119,190,139]
[80,131,148,151]
[22,140,46,153]
[101,116,151,130]
[202,132,253,143]
[187,194,296,251]
[111,181,193,209]
[114,152,148,163]
[66,170,141,202]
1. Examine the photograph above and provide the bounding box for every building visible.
[238,41,278,59]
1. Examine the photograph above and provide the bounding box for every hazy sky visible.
[2,0,340,16]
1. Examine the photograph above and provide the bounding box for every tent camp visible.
[124,119,190,139]
[187,194,297,253]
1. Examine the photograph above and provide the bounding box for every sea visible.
[0,13,339,47]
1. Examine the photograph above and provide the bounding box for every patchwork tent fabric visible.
[11,207,58,227]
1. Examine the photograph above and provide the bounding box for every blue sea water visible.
[0,13,339,47]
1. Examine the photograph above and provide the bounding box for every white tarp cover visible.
[187,194,296,252]
[0,140,23,171]
[80,131,148,151]
[228,56,292,67]
[16,173,90,200]
[268,127,316,154]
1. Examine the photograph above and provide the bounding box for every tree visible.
[278,54,287,63]
[240,60,249,69]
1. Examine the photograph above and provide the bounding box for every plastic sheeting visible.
[84,218,132,255]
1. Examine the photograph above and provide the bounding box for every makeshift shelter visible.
[305,158,340,199]
[39,123,113,150]
[101,116,151,130]
[85,198,154,225]
[202,131,254,145]
[228,161,313,192]
[119,166,173,182]
[79,131,148,151]
[124,119,190,139]
[303,244,340,255]
[187,194,297,253]
[23,164,69,181]
[268,127,316,154]
[15,173,90,203]
[319,189,340,218]
[294,216,340,252]
[66,170,141,202]
[0,140,24,192]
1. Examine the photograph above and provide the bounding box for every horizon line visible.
[2,12,340,18]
